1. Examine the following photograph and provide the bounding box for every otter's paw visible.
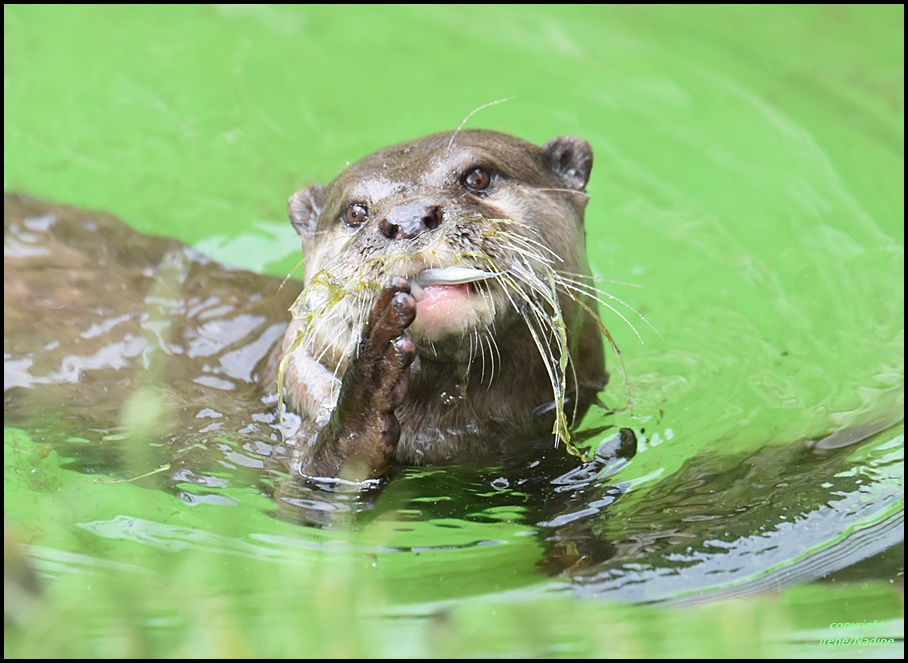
[305,277,416,480]
[357,275,416,412]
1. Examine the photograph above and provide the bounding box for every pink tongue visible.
[413,284,472,328]
[415,284,470,309]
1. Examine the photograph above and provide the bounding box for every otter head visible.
[287,129,598,374]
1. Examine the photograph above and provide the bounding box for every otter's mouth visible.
[408,267,496,339]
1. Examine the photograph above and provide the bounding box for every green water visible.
[4,5,903,658]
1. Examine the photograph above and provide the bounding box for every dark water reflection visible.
[560,426,903,602]
[4,194,902,603]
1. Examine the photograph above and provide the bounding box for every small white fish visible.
[412,266,496,287]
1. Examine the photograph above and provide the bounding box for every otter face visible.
[287,129,595,360]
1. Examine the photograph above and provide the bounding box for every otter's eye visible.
[462,167,492,192]
[342,204,368,228]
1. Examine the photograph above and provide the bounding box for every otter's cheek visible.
[410,284,479,339]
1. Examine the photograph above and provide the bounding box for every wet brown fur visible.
[279,130,606,480]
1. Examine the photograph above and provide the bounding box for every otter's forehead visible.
[326,130,551,202]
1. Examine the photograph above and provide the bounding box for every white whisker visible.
[555,273,660,341]
[446,97,515,152]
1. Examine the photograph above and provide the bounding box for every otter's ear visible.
[543,136,593,191]
[288,184,325,239]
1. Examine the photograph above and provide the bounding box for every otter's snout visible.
[379,202,442,240]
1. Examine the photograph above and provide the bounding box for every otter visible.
[278,129,608,482]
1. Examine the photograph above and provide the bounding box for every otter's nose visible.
[379,202,442,240]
